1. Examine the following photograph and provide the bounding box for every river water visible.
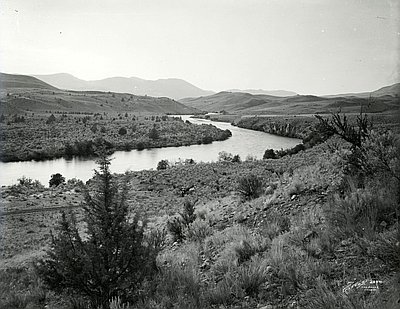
[0,116,301,186]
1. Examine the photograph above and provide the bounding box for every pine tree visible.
[37,155,158,308]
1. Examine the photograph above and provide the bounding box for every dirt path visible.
[0,204,81,217]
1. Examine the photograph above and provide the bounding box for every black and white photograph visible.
[0,0,399,308]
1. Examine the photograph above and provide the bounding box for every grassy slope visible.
[0,73,57,90]
[0,88,199,115]
[179,88,400,115]
[0,73,200,115]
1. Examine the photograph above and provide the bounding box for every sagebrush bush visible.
[185,218,213,242]
[0,267,47,309]
[167,199,198,242]
[324,186,396,240]
[305,279,367,309]
[366,229,400,271]
[206,279,235,306]
[236,256,269,297]
[258,209,291,240]
[234,239,269,265]
[237,174,264,200]
[166,216,185,242]
[180,199,197,226]
[156,243,203,308]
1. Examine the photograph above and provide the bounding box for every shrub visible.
[232,154,241,163]
[0,267,47,309]
[156,243,203,307]
[206,279,235,306]
[167,216,185,242]
[202,135,213,144]
[46,114,56,124]
[245,154,257,161]
[118,127,127,135]
[315,110,373,177]
[49,173,65,187]
[90,124,98,133]
[185,218,213,242]
[366,229,400,271]
[180,199,197,226]
[237,174,264,200]
[149,126,159,140]
[236,256,269,297]
[234,239,267,265]
[218,151,233,162]
[18,176,34,186]
[263,149,277,159]
[167,199,197,242]
[157,159,170,170]
[136,142,145,150]
[287,180,303,196]
[324,186,396,240]
[37,155,159,308]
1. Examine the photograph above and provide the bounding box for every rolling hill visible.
[179,84,400,115]
[33,73,214,100]
[324,83,400,99]
[0,73,57,90]
[0,73,200,115]
[228,89,298,97]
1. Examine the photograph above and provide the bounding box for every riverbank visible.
[0,113,231,162]
[195,112,400,140]
[191,113,316,140]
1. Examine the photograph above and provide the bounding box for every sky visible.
[0,0,399,95]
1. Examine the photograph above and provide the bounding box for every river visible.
[0,116,301,186]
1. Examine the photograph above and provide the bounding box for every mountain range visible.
[1,72,399,115]
[33,73,214,100]
[33,73,303,100]
[0,73,199,115]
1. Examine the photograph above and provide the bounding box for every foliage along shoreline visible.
[0,113,232,163]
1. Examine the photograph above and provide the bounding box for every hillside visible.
[0,73,57,91]
[33,73,214,100]
[0,73,200,115]
[228,88,298,97]
[180,87,400,115]
[371,82,400,97]
[324,82,400,98]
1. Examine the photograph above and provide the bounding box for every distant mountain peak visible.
[33,73,214,100]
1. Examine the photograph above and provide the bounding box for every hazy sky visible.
[0,0,399,95]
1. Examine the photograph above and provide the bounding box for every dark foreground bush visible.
[36,155,159,308]
[237,174,264,200]
[157,159,170,170]
[49,173,65,187]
